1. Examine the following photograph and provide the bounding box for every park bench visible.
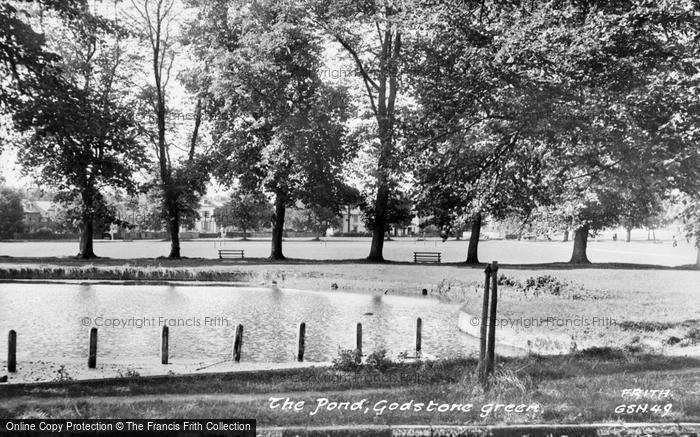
[218,249,245,259]
[414,251,441,263]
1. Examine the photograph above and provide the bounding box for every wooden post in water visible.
[478,264,492,381]
[356,323,362,360]
[416,318,422,357]
[297,322,306,362]
[161,326,169,365]
[7,330,16,373]
[233,324,244,363]
[486,261,499,377]
[88,328,98,369]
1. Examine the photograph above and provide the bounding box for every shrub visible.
[497,274,521,288]
[686,328,700,344]
[118,368,141,379]
[523,275,566,296]
[366,348,393,371]
[332,348,362,371]
[53,365,73,382]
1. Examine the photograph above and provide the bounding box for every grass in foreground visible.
[1,350,699,425]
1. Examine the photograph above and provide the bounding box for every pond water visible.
[0,283,486,364]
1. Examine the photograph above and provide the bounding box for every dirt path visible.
[0,386,417,407]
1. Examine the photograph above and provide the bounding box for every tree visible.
[190,0,352,260]
[0,1,87,106]
[0,186,24,238]
[410,0,700,265]
[533,1,698,264]
[1,1,91,159]
[214,191,272,240]
[130,0,209,258]
[619,190,666,243]
[11,4,146,258]
[307,0,411,261]
[406,1,563,264]
[288,204,341,240]
[360,188,414,236]
[677,195,700,268]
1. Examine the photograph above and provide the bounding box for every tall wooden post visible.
[7,330,16,373]
[356,323,362,360]
[486,261,499,377]
[161,326,169,365]
[297,322,306,362]
[88,328,98,369]
[416,318,422,356]
[480,265,491,363]
[233,324,244,363]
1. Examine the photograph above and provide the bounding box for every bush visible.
[117,368,141,379]
[498,274,569,296]
[497,274,521,288]
[686,328,700,344]
[366,348,393,371]
[523,275,566,296]
[332,348,362,371]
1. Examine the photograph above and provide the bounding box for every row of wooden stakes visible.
[5,318,425,371]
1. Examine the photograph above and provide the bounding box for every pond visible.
[0,283,491,365]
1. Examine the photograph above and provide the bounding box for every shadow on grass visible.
[0,255,697,271]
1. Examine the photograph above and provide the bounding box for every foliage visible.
[407,0,700,264]
[332,348,362,371]
[522,275,566,297]
[365,348,393,372]
[288,204,341,237]
[360,188,414,232]
[497,274,572,297]
[11,5,146,258]
[0,0,89,109]
[0,186,25,237]
[307,0,412,261]
[214,191,273,237]
[678,195,700,249]
[189,0,353,258]
[130,0,210,258]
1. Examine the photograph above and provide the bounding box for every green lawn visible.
[2,352,699,425]
[0,237,696,266]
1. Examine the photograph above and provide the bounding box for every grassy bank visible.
[2,351,699,425]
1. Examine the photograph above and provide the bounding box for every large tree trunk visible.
[167,201,180,258]
[569,224,591,264]
[270,193,286,260]
[242,227,248,241]
[366,27,400,262]
[367,182,389,262]
[466,212,482,264]
[626,227,632,243]
[696,247,700,269]
[77,214,96,259]
[563,230,569,242]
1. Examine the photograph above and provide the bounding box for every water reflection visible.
[0,283,480,363]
